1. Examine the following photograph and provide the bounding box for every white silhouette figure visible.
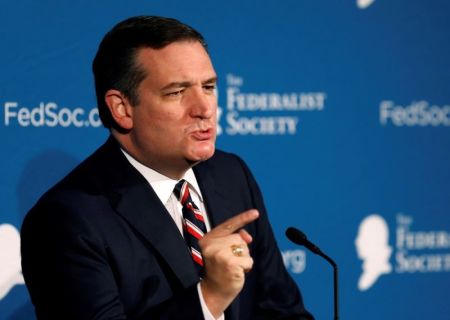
[355,214,392,291]
[357,0,375,9]
[0,224,25,300]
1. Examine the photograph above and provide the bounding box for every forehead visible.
[135,41,216,83]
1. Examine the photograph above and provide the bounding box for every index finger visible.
[208,209,259,238]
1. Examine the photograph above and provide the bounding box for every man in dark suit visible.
[21,16,314,319]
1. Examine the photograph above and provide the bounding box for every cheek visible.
[146,109,182,131]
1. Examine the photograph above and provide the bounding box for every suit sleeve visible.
[236,157,315,320]
[21,197,204,320]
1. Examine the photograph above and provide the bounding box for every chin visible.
[188,146,215,163]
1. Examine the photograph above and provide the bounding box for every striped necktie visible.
[174,179,207,276]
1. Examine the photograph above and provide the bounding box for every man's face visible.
[125,41,217,177]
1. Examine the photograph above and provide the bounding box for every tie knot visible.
[174,179,189,205]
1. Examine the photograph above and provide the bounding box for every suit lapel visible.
[194,160,241,320]
[97,137,199,289]
[113,182,200,288]
[194,161,237,228]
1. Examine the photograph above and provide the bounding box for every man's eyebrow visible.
[161,81,192,91]
[202,76,218,85]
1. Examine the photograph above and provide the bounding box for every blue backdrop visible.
[1,1,449,319]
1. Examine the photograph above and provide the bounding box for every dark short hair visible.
[92,16,208,129]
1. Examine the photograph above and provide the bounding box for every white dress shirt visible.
[122,150,225,320]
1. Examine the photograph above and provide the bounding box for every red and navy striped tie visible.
[174,179,207,276]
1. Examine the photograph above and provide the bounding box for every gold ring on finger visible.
[231,244,244,257]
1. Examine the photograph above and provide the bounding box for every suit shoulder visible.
[23,138,126,225]
[35,137,130,200]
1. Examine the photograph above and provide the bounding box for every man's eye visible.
[203,85,216,92]
[166,90,184,97]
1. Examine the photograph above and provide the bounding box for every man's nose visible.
[189,88,216,119]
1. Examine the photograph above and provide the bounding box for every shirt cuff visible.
[197,282,225,320]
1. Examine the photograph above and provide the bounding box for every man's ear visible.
[104,89,133,130]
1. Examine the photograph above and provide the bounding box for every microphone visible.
[285,227,339,320]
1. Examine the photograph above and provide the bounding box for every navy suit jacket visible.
[21,136,313,320]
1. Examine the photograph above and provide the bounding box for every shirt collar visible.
[121,149,203,205]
